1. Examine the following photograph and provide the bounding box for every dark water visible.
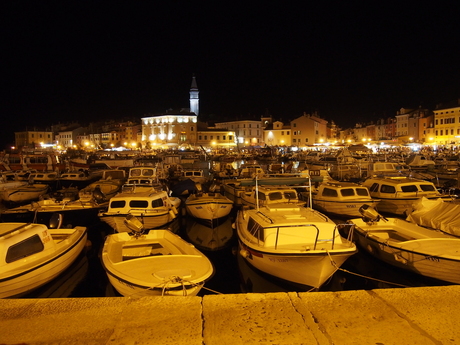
[18,209,450,299]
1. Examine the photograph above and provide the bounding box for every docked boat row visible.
[3,147,460,299]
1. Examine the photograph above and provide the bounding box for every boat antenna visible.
[308,170,313,208]
[255,173,259,211]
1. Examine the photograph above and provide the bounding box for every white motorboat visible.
[78,169,126,203]
[0,216,88,298]
[58,170,100,189]
[179,169,208,184]
[240,185,305,209]
[361,176,453,216]
[101,215,214,297]
[1,187,107,227]
[185,192,233,224]
[406,197,460,237]
[0,181,49,205]
[99,188,181,232]
[311,181,379,218]
[28,171,59,186]
[346,205,460,284]
[235,204,357,289]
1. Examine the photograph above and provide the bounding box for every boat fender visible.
[171,205,178,215]
[240,248,250,258]
[169,210,176,220]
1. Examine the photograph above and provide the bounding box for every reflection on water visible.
[17,209,451,299]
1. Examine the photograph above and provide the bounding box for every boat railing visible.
[266,223,354,251]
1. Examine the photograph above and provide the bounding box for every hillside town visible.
[9,77,460,153]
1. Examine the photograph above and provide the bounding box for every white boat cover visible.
[406,197,460,236]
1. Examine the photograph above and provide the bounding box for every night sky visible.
[1,2,459,149]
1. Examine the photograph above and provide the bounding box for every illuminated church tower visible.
[189,74,199,116]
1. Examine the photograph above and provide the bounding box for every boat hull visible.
[99,210,177,233]
[313,199,380,218]
[238,240,355,289]
[186,203,232,222]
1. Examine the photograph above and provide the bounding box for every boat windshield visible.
[419,184,436,192]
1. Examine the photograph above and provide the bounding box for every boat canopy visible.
[406,197,460,236]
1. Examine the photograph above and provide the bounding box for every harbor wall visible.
[1,285,459,344]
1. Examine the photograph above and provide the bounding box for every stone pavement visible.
[1,285,459,344]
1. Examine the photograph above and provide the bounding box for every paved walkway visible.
[1,285,459,344]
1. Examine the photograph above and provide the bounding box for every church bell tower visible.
[189,74,199,116]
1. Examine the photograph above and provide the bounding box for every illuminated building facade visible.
[263,121,291,146]
[433,100,460,145]
[291,112,328,146]
[214,120,263,147]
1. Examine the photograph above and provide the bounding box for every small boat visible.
[185,192,233,224]
[179,169,209,185]
[99,188,181,232]
[405,154,435,171]
[361,176,453,216]
[28,171,59,186]
[78,169,126,203]
[311,181,380,218]
[101,215,214,297]
[236,203,357,289]
[58,170,100,189]
[1,187,107,227]
[0,214,88,298]
[0,181,49,205]
[406,197,460,237]
[346,205,460,284]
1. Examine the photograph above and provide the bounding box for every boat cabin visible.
[107,190,176,214]
[362,177,443,199]
[0,223,60,266]
[241,186,303,208]
[315,182,372,200]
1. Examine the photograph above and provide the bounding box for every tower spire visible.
[189,74,199,115]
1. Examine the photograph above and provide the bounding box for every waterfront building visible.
[14,129,54,149]
[214,119,264,147]
[290,112,328,146]
[433,99,460,146]
[263,121,291,146]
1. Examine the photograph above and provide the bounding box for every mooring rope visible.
[326,250,409,288]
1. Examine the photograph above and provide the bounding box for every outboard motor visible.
[359,204,386,223]
[49,213,63,229]
[124,214,145,238]
[92,185,106,203]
